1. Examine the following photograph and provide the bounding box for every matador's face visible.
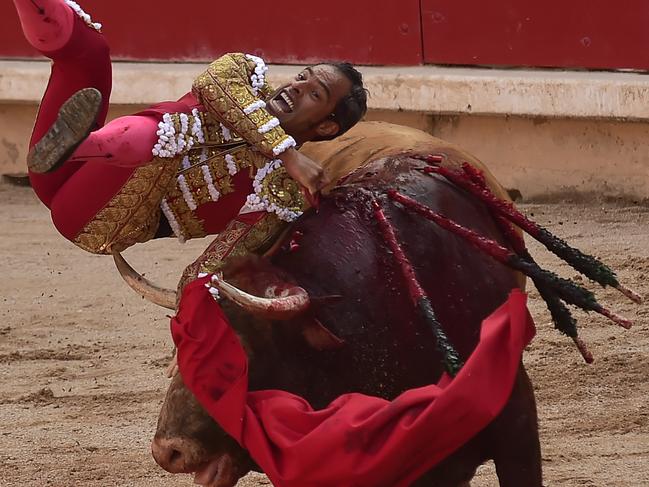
[266,64,352,144]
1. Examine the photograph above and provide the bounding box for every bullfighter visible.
[14,0,367,254]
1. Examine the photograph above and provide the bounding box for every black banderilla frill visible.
[419,156,642,305]
[371,198,463,376]
[386,188,634,363]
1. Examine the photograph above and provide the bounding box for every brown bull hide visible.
[300,121,511,202]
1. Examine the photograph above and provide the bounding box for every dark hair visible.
[322,62,368,140]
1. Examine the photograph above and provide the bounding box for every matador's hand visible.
[279,148,331,197]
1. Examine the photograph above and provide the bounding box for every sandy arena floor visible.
[1,181,647,486]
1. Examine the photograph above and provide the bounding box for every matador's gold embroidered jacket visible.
[75,53,307,255]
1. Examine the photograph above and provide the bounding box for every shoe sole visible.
[27,87,103,174]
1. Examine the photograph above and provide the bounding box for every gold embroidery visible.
[161,107,257,241]
[73,80,303,254]
[163,144,252,240]
[73,158,178,254]
[191,53,293,159]
[197,213,289,275]
[176,219,245,296]
[202,220,252,269]
[241,213,288,254]
[153,99,292,242]
[254,165,306,218]
[177,214,275,295]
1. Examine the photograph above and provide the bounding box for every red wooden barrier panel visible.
[4,1,648,70]
[0,0,422,65]
[421,1,649,70]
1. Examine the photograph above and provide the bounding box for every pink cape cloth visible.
[172,278,535,487]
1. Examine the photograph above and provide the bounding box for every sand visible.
[1,182,647,486]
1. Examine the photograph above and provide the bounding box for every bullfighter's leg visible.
[486,364,543,486]
[28,91,160,174]
[17,0,159,171]
[15,0,162,246]
[29,92,160,246]
[16,0,157,186]
[66,115,160,168]
[14,0,113,206]
[44,111,161,245]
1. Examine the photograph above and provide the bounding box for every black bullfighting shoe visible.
[27,87,102,173]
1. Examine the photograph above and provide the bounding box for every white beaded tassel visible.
[177,174,197,211]
[160,198,185,243]
[152,114,177,158]
[201,165,221,202]
[191,109,205,144]
[220,123,233,142]
[243,100,267,115]
[225,154,238,176]
[153,111,206,158]
[272,136,297,156]
[258,117,280,134]
[245,54,268,95]
[64,0,102,31]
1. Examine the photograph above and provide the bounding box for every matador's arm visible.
[192,53,296,159]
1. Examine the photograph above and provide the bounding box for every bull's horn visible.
[112,252,176,310]
[213,275,310,320]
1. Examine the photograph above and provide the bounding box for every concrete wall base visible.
[366,110,649,202]
[1,61,648,201]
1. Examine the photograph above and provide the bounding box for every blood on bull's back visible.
[267,155,522,402]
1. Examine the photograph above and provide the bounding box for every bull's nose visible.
[151,437,190,474]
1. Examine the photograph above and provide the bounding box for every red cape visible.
[172,278,535,487]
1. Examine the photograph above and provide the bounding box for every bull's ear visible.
[301,318,345,351]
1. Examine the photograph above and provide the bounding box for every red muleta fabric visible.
[172,278,536,487]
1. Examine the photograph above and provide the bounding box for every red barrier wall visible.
[421,1,649,70]
[0,0,422,65]
[2,1,648,70]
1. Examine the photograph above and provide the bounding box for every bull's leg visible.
[486,364,542,486]
[410,440,483,486]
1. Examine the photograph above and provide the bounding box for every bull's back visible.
[301,121,511,202]
[269,156,520,404]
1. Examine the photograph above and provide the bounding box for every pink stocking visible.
[13,0,74,52]
[15,0,114,207]
[69,115,160,168]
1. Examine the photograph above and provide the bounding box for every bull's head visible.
[114,253,342,486]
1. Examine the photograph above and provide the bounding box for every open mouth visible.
[192,455,238,487]
[270,89,295,114]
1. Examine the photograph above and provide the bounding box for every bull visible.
[120,122,637,486]
[130,122,541,486]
